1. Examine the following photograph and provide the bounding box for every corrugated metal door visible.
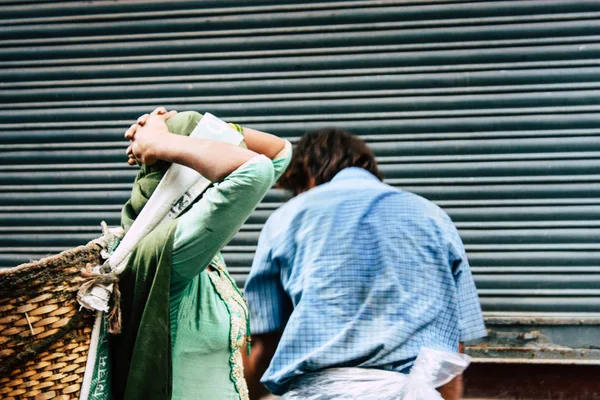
[1,1,600,315]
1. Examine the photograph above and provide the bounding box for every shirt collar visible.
[331,167,380,183]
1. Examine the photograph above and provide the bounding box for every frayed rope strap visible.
[77,221,124,334]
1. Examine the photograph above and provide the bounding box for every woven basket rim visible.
[0,241,102,277]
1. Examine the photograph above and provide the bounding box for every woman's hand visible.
[127,108,259,182]
[125,107,177,165]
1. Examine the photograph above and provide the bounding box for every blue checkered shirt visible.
[244,167,487,395]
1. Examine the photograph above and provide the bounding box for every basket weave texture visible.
[0,243,102,399]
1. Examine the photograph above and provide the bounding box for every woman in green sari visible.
[112,107,291,400]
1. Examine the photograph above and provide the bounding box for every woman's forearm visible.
[242,126,287,159]
[155,133,259,182]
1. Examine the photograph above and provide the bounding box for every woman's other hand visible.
[125,107,177,166]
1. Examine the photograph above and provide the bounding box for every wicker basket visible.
[0,242,102,400]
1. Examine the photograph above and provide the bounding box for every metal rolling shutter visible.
[1,0,600,317]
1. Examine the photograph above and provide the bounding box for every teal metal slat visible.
[1,0,599,316]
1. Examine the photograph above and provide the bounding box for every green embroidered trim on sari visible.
[207,256,250,400]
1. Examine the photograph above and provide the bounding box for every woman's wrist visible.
[152,132,182,163]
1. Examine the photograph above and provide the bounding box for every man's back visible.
[245,167,486,395]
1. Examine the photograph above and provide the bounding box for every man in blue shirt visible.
[243,128,487,399]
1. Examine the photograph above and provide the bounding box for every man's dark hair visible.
[277,128,383,195]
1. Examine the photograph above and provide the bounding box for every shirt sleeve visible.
[244,217,293,334]
[447,223,488,342]
[272,140,292,183]
[171,155,274,280]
